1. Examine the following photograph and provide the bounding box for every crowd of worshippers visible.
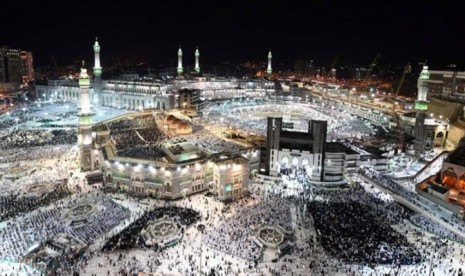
[203,194,293,261]
[411,215,465,244]
[308,200,422,265]
[102,205,200,251]
[0,180,70,221]
[0,194,129,262]
[109,115,167,160]
[360,166,465,235]
[0,129,77,149]
[181,129,244,154]
[0,145,71,163]
[203,100,375,143]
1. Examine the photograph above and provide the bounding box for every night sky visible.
[1,1,464,69]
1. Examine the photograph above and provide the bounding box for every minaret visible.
[78,61,93,171]
[177,46,183,75]
[195,46,200,73]
[413,65,430,155]
[93,37,103,105]
[267,50,272,75]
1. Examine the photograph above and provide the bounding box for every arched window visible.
[281,156,289,164]
[301,158,309,166]
[292,157,299,166]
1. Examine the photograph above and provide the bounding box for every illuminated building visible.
[20,50,34,83]
[0,47,34,90]
[413,66,449,155]
[96,113,255,201]
[417,137,465,217]
[178,88,200,110]
[419,69,465,98]
[264,117,359,182]
[212,156,249,200]
[35,40,275,108]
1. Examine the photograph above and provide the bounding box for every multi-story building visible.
[20,50,34,83]
[263,117,360,183]
[0,47,21,84]
[420,69,465,97]
[0,47,34,89]
[178,88,201,110]
[95,113,255,201]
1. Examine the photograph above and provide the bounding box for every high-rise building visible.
[20,50,34,83]
[418,69,465,98]
[0,47,34,88]
[0,47,22,87]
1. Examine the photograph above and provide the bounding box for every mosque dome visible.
[166,115,176,123]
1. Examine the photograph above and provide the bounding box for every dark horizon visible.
[2,1,464,70]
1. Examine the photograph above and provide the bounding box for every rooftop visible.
[326,142,359,154]
[162,141,202,163]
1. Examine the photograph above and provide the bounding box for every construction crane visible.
[364,53,381,81]
[393,111,405,152]
[49,56,59,75]
[326,56,338,79]
[394,63,411,96]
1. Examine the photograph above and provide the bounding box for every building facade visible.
[94,113,255,201]
[264,117,359,182]
[414,66,449,155]
[0,47,33,90]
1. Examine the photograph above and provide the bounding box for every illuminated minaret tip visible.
[93,37,102,77]
[177,45,183,75]
[267,49,272,75]
[415,65,429,110]
[195,46,200,73]
[78,61,91,115]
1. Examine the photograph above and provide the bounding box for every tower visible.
[78,61,93,171]
[177,46,183,75]
[93,37,103,105]
[309,120,327,181]
[267,50,272,75]
[265,117,282,175]
[195,46,200,73]
[414,66,433,155]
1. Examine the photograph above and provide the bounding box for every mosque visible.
[45,39,269,201]
[35,40,275,111]
[37,38,364,199]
